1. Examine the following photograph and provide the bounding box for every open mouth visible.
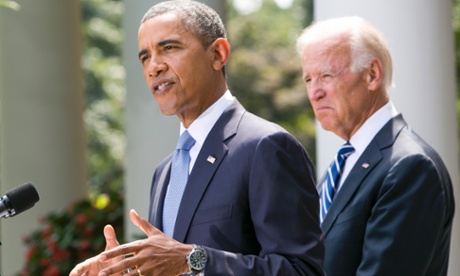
[154,81,173,92]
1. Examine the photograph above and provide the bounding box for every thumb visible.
[130,209,158,237]
[103,224,119,250]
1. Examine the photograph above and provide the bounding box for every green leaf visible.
[0,0,20,10]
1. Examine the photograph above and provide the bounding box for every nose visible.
[146,55,167,77]
[306,79,325,102]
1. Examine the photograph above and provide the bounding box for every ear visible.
[367,58,383,91]
[209,38,231,71]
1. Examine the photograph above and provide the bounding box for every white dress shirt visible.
[178,90,235,173]
[338,101,399,190]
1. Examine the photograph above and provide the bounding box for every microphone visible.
[0,183,40,219]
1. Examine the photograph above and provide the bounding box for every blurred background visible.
[0,0,459,275]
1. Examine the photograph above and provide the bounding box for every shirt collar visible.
[349,101,399,154]
[179,90,235,145]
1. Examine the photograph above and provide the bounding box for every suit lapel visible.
[172,101,244,242]
[321,115,408,235]
[150,158,172,229]
[321,142,382,235]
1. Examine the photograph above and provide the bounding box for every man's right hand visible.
[69,224,121,276]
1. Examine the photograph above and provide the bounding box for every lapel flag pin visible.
[362,163,370,169]
[207,155,216,164]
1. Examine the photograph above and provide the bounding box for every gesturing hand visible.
[69,224,122,276]
[95,209,193,276]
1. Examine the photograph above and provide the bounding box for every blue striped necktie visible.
[162,130,196,237]
[320,142,355,224]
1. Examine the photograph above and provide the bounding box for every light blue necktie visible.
[163,130,195,237]
[320,142,355,224]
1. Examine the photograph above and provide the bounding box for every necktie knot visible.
[337,142,355,161]
[176,130,195,151]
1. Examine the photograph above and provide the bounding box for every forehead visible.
[138,13,188,43]
[301,35,351,71]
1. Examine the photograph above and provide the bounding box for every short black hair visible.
[141,0,227,49]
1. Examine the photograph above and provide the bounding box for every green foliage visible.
[81,0,125,196]
[21,193,124,276]
[0,0,20,10]
[21,0,126,274]
[227,0,317,159]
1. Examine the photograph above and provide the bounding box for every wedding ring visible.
[137,269,144,276]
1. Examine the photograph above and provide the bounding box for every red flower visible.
[39,258,52,267]
[43,265,60,276]
[83,227,94,237]
[79,240,91,250]
[55,249,71,261]
[76,213,87,224]
[24,245,36,260]
[41,227,52,239]
[46,240,59,253]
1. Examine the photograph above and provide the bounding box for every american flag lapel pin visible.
[207,155,216,164]
[362,163,370,169]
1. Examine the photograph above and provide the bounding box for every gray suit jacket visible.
[149,100,325,275]
[321,114,455,276]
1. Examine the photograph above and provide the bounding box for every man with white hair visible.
[297,16,455,275]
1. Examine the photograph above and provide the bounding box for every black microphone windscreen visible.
[5,183,40,216]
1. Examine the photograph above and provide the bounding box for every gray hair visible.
[141,0,227,49]
[297,16,393,89]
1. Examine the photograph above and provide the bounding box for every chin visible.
[158,106,177,116]
[318,121,335,133]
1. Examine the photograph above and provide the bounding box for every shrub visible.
[21,192,124,276]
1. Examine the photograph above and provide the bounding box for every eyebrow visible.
[158,39,182,47]
[138,39,183,60]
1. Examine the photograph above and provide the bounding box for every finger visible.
[129,209,158,237]
[100,243,133,262]
[98,257,137,276]
[69,258,92,276]
[104,224,119,250]
[69,265,80,276]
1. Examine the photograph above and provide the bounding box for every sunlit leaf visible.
[0,0,20,10]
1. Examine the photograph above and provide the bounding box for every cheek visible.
[306,87,314,101]
[143,69,151,83]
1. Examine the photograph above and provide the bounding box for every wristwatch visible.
[186,244,207,275]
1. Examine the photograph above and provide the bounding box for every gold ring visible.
[137,269,144,276]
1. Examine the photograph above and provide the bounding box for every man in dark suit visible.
[70,1,324,275]
[297,16,455,275]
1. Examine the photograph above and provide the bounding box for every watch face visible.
[190,250,207,270]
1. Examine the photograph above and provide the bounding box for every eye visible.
[163,45,176,52]
[320,74,334,84]
[140,55,149,64]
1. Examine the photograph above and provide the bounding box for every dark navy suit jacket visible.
[149,100,325,275]
[321,115,455,276]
